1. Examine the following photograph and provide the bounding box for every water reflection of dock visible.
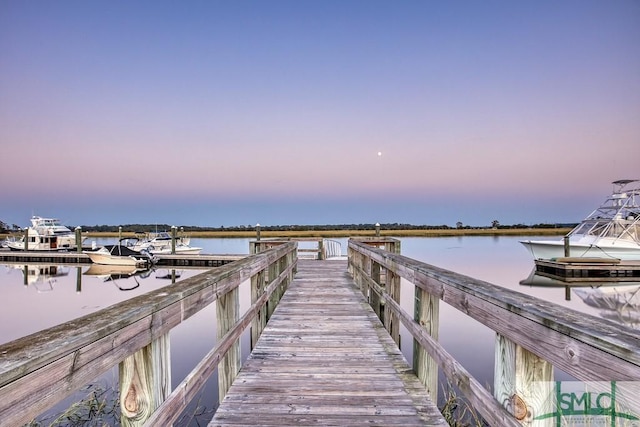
[520,268,640,329]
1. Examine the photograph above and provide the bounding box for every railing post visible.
[217,286,240,401]
[385,272,401,344]
[494,334,554,426]
[370,260,382,318]
[318,239,324,260]
[413,283,439,399]
[251,268,265,349]
[385,240,401,346]
[119,334,171,426]
[267,256,279,320]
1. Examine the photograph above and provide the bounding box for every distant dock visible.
[0,248,243,268]
[535,257,640,282]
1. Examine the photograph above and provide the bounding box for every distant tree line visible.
[0,221,22,232]
[40,221,577,233]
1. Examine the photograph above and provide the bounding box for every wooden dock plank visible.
[209,259,446,426]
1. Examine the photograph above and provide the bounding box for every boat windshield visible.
[571,218,640,243]
[572,220,609,237]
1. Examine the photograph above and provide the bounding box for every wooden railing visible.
[348,238,640,426]
[0,241,297,426]
[253,237,343,260]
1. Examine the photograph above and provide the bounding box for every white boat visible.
[84,240,156,266]
[6,216,85,251]
[124,232,202,255]
[520,180,640,260]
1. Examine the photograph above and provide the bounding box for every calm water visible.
[2,235,638,424]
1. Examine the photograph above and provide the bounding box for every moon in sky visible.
[377,151,382,157]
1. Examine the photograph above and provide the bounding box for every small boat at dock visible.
[124,232,202,255]
[520,179,640,260]
[84,239,157,267]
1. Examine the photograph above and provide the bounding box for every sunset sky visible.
[1,1,638,228]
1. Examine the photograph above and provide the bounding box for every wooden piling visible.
[75,226,82,253]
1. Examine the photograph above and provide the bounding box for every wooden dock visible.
[0,248,243,267]
[209,259,446,426]
[535,257,640,282]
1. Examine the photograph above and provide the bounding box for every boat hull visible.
[148,246,203,255]
[520,239,640,261]
[84,250,147,266]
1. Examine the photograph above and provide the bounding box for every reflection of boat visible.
[6,216,85,251]
[520,269,570,288]
[574,285,640,329]
[124,232,202,255]
[84,264,152,282]
[520,180,640,260]
[14,264,70,286]
[520,269,640,328]
[155,269,182,280]
[84,239,157,266]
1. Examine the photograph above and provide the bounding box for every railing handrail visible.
[347,238,640,425]
[0,241,298,426]
[348,238,640,374]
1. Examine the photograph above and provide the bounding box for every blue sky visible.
[1,1,639,228]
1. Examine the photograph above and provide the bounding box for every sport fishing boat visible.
[520,179,640,260]
[6,216,85,251]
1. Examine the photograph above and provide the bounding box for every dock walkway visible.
[209,259,446,426]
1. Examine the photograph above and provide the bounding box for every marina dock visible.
[535,257,640,282]
[1,239,638,427]
[0,248,243,267]
[210,259,446,426]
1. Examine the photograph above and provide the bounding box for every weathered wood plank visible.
[209,259,446,426]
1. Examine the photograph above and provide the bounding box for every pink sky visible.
[1,1,638,227]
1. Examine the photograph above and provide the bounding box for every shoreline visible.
[72,227,572,239]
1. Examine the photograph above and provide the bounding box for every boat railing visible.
[0,241,298,426]
[347,237,640,426]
